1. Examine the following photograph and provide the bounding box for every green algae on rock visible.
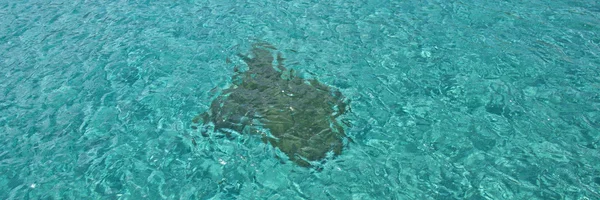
[192,43,350,167]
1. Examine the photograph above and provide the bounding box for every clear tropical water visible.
[1,0,599,199]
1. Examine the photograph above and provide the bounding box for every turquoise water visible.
[1,0,599,199]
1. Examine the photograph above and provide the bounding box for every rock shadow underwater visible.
[192,43,350,167]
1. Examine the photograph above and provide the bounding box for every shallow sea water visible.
[1,0,599,199]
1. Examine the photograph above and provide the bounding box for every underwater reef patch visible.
[192,42,350,167]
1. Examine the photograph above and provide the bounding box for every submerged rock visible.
[192,42,350,167]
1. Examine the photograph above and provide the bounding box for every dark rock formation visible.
[192,42,349,167]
